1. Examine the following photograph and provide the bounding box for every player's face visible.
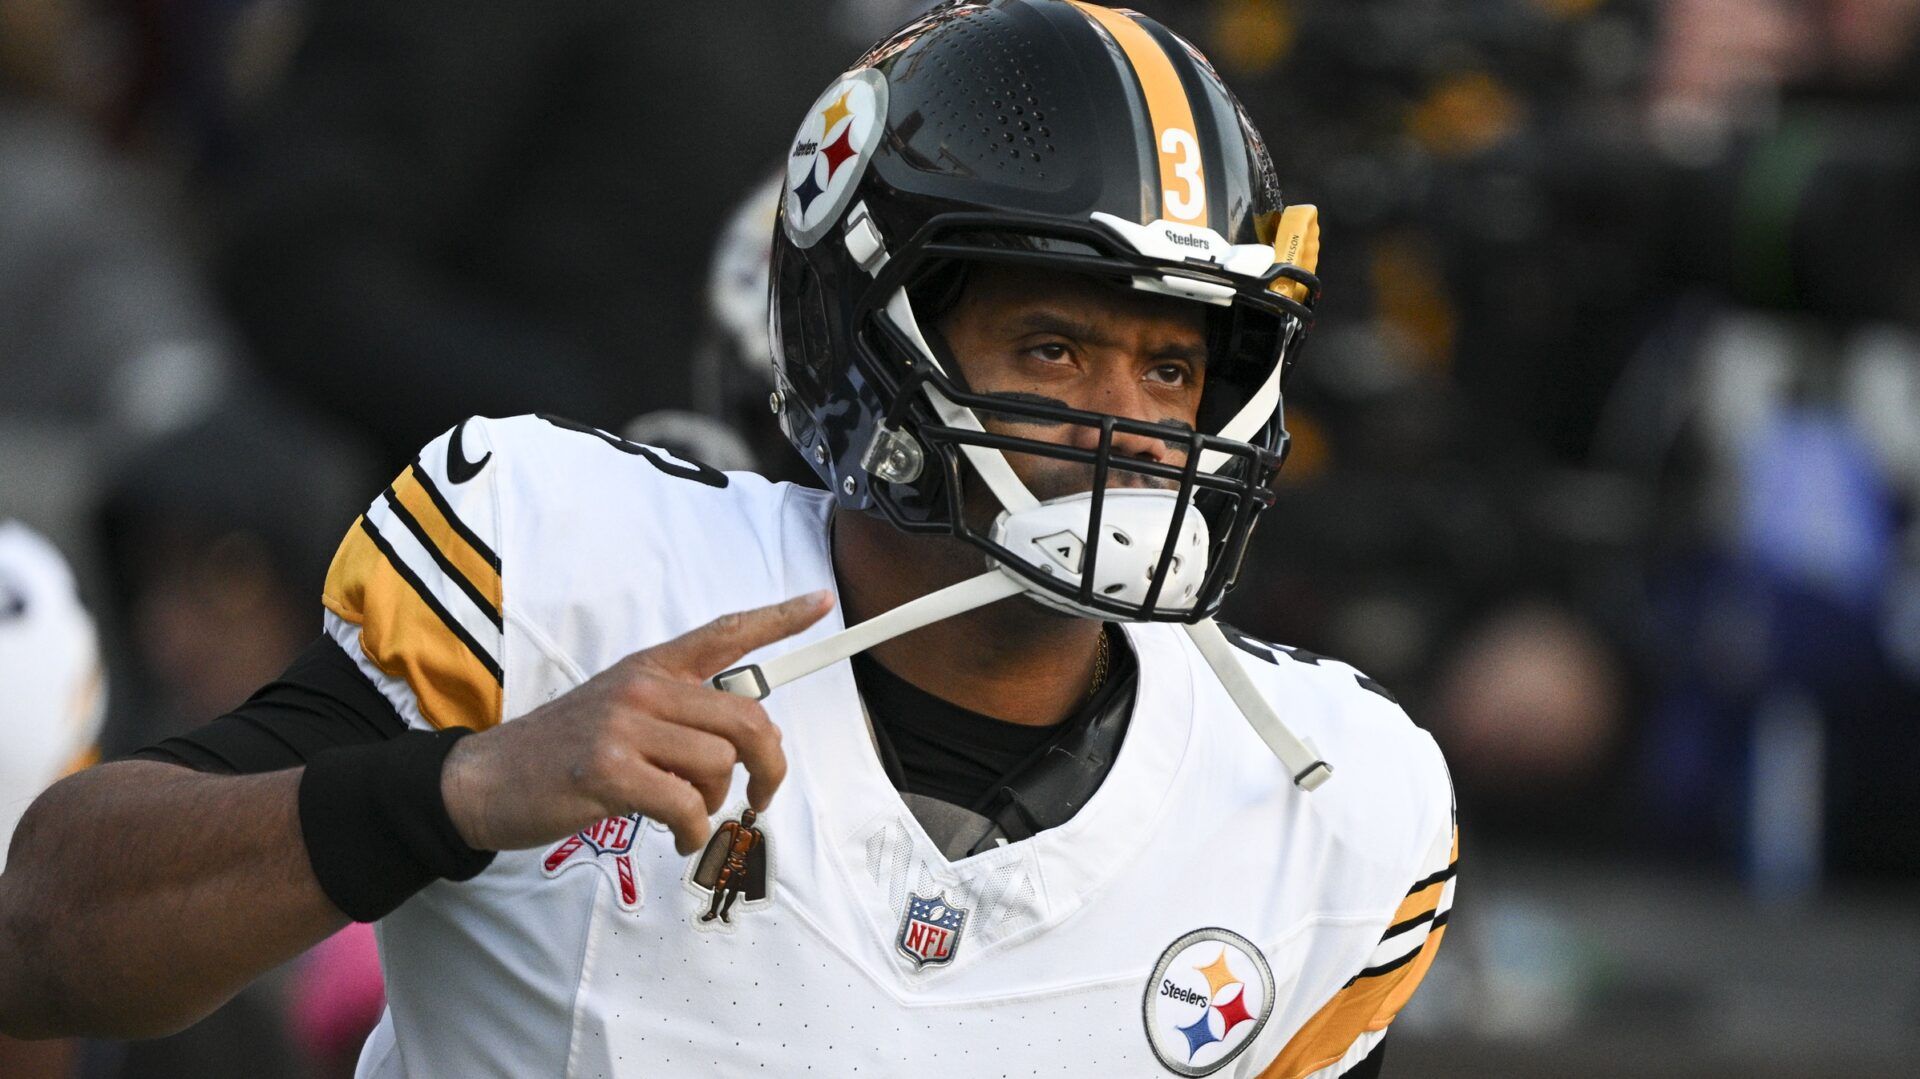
[937,264,1208,504]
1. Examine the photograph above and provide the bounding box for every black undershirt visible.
[849,626,1137,811]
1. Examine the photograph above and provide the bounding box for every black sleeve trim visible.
[129,635,408,774]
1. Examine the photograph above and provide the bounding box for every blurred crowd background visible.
[2,0,1916,1075]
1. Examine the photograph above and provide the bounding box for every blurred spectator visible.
[77,398,373,1079]
[1168,0,1920,883]
[1629,313,1920,884]
[107,0,309,163]
[0,522,106,1078]
[1431,600,1628,837]
[1624,0,1920,882]
[211,0,873,463]
[1,0,236,434]
[94,397,370,753]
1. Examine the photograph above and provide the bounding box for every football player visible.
[0,4,1456,1076]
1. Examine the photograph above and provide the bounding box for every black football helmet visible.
[769,0,1321,623]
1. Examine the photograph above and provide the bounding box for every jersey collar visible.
[761,492,1199,980]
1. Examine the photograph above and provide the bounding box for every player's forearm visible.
[0,761,346,1039]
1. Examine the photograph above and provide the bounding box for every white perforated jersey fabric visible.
[334,416,1455,1079]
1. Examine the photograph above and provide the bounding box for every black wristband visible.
[298,727,497,922]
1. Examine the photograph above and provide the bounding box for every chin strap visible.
[1182,619,1333,791]
[711,572,1335,793]
[712,570,1025,700]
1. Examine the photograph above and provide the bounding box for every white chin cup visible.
[989,488,1211,618]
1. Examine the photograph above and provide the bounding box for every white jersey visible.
[324,416,1456,1079]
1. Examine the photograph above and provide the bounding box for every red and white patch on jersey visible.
[542,813,646,912]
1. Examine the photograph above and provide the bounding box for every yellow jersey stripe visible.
[1067,2,1208,226]
[388,467,503,623]
[1256,923,1450,1079]
[323,516,503,730]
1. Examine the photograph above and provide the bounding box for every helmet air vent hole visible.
[1111,532,1131,546]
[1103,583,1126,595]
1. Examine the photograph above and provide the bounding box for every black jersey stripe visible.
[1380,906,1440,943]
[1405,862,1458,895]
[381,486,503,629]
[411,458,501,571]
[357,516,502,683]
[1346,910,1451,988]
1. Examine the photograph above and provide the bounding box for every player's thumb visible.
[642,590,835,681]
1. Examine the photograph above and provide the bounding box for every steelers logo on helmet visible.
[1142,928,1276,1076]
[783,68,888,249]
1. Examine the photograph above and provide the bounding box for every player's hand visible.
[439,591,834,856]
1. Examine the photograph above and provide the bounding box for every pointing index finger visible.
[640,590,835,682]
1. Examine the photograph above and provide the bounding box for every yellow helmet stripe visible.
[1067,1,1208,227]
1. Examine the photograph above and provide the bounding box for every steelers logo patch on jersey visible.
[783,67,888,248]
[1142,927,1276,1076]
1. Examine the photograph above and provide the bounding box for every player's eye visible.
[1027,342,1072,363]
[1147,361,1193,387]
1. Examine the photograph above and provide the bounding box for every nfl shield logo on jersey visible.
[542,814,646,912]
[896,892,968,970]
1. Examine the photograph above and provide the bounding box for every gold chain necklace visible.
[1088,624,1111,697]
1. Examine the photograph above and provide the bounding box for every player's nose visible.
[1061,362,1179,470]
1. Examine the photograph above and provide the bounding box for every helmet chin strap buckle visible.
[711,664,772,700]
